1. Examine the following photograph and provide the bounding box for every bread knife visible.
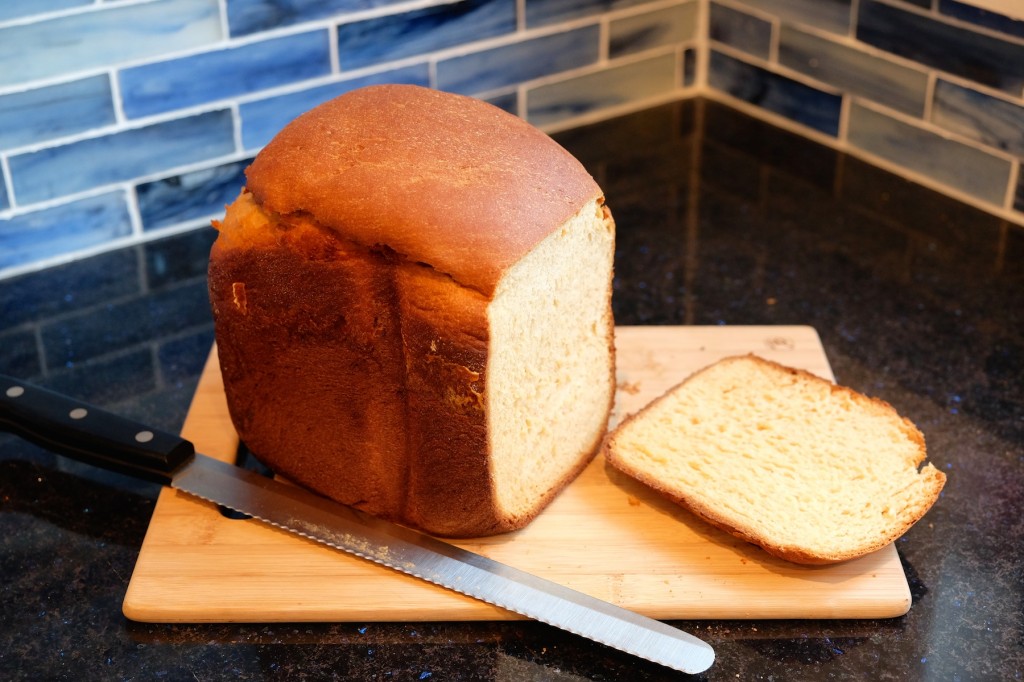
[0,374,714,675]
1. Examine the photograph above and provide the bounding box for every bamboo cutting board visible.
[123,326,912,622]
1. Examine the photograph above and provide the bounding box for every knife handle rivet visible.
[135,430,155,443]
[69,408,88,420]
[5,386,24,398]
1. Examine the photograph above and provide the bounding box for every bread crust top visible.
[244,84,602,296]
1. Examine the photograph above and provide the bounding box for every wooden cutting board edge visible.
[123,325,912,623]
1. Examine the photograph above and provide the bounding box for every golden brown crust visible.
[605,354,946,565]
[244,84,601,297]
[210,86,612,537]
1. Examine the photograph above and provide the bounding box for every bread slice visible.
[605,354,946,564]
[208,85,616,537]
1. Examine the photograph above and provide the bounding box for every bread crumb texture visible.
[606,354,946,564]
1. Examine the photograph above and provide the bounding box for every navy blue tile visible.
[144,227,218,291]
[239,65,429,149]
[0,247,140,329]
[0,192,133,271]
[0,0,222,89]
[857,0,1024,95]
[0,0,92,22]
[437,25,600,95]
[137,158,252,232]
[940,0,1024,39]
[9,110,235,205]
[228,0,406,36]
[708,50,842,137]
[709,2,772,60]
[337,0,515,70]
[932,79,1024,157]
[0,329,40,378]
[120,30,331,118]
[41,279,212,367]
[0,76,116,151]
[525,0,651,27]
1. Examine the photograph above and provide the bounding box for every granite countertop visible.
[2,98,1021,680]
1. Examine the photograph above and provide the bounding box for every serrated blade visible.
[173,453,715,674]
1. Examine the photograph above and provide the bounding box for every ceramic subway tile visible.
[609,3,699,59]
[709,2,772,60]
[239,65,429,150]
[136,158,252,232]
[727,0,852,35]
[526,52,678,128]
[778,25,929,117]
[336,0,515,70]
[0,76,117,152]
[525,0,654,28]
[708,50,843,136]
[0,192,132,271]
[0,0,222,89]
[857,0,1024,95]
[931,79,1024,158]
[119,31,331,119]
[437,25,600,95]
[9,110,235,205]
[848,101,1013,206]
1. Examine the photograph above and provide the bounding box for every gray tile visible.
[848,102,1012,206]
[778,25,929,117]
[730,0,852,34]
[610,2,699,59]
[931,80,1024,158]
[527,53,678,128]
[0,0,222,88]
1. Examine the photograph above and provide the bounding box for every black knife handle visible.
[0,374,194,485]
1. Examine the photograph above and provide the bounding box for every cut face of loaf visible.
[605,355,946,564]
[208,85,616,537]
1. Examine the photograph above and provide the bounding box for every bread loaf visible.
[208,85,616,537]
[605,354,945,564]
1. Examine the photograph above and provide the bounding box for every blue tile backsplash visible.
[1,0,1023,279]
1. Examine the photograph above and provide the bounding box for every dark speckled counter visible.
[1,98,1021,680]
